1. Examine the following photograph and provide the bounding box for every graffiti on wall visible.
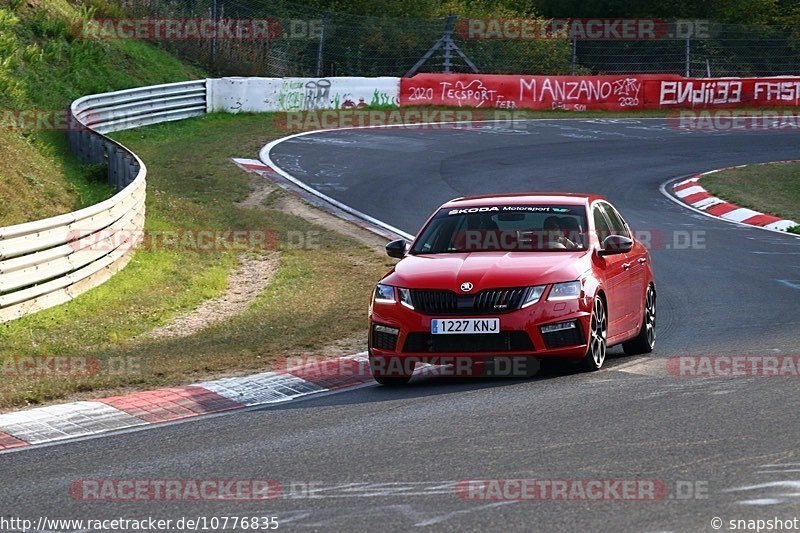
[276,79,333,110]
[659,80,742,106]
[401,75,645,110]
[401,74,800,110]
[276,79,399,111]
[210,75,800,115]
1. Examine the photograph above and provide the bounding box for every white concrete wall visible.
[207,76,401,113]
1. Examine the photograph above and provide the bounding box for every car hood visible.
[383,251,592,291]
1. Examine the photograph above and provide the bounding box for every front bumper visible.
[369,296,592,361]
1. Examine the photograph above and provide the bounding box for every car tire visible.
[582,296,607,371]
[622,285,656,355]
[372,375,413,386]
[369,355,414,386]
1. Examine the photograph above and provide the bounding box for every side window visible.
[440,216,467,251]
[414,215,463,253]
[592,205,612,245]
[600,203,631,238]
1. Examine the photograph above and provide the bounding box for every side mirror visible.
[598,235,633,256]
[385,239,408,259]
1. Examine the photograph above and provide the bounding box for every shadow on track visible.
[251,347,642,412]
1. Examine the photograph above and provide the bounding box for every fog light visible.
[372,324,400,351]
[541,321,577,334]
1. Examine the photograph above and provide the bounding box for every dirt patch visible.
[148,251,280,339]
[233,177,384,356]
[145,175,387,341]
[310,331,368,357]
[237,178,279,209]
[146,170,386,340]
[233,177,380,359]
[247,178,390,251]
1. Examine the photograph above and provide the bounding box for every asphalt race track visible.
[3,119,800,532]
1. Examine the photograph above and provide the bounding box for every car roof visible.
[441,192,604,209]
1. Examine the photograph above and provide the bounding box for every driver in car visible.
[543,216,579,249]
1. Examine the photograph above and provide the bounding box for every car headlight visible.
[374,283,396,303]
[521,285,546,308]
[398,288,414,309]
[548,281,582,301]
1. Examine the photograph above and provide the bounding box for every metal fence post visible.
[685,34,691,77]
[443,16,454,73]
[571,35,577,75]
[211,0,218,66]
[67,128,76,155]
[103,140,114,187]
[94,134,105,165]
[109,146,120,189]
[80,129,91,164]
[123,153,135,188]
[405,14,478,77]
[88,134,98,164]
[316,12,330,77]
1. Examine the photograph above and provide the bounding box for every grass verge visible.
[0,112,392,410]
[702,161,800,234]
[0,0,203,226]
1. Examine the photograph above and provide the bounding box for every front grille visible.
[403,331,534,353]
[371,326,398,351]
[541,322,585,349]
[410,288,528,315]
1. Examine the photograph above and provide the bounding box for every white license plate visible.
[431,318,500,335]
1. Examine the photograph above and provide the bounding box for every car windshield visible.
[410,205,589,254]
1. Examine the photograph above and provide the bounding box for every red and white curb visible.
[0,354,377,452]
[671,169,798,232]
[232,157,277,175]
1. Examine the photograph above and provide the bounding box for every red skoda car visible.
[368,193,656,385]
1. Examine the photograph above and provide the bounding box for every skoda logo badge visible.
[460,282,474,292]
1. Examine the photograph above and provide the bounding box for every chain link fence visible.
[107,1,800,77]
[575,24,800,77]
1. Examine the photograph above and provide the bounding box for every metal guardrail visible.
[0,80,207,323]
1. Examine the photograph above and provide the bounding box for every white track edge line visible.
[259,116,706,243]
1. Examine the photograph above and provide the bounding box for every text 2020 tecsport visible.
[368,193,656,385]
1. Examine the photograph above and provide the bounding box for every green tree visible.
[532,0,778,24]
